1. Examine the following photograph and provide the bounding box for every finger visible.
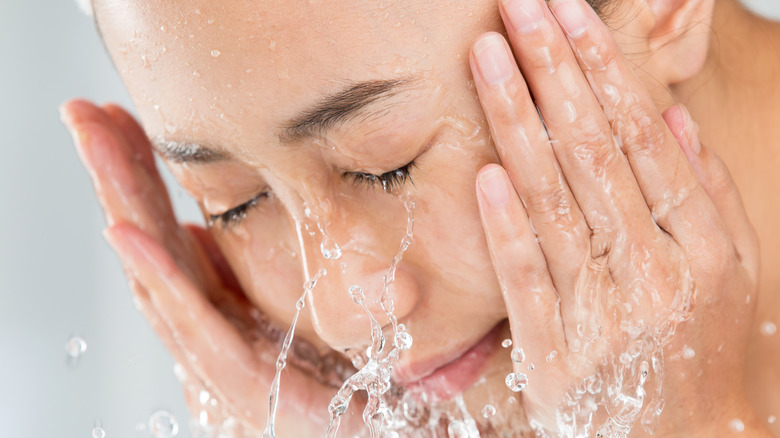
[544,0,730,253]
[499,0,660,253]
[185,224,243,293]
[61,100,197,272]
[469,33,591,306]
[663,107,759,280]
[105,223,262,387]
[476,164,569,361]
[104,223,334,417]
[102,103,167,191]
[61,100,178,236]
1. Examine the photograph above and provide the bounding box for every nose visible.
[307,261,420,352]
[296,206,420,352]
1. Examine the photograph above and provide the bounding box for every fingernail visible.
[59,103,74,130]
[479,167,510,207]
[550,0,589,38]
[502,0,544,33]
[473,34,514,84]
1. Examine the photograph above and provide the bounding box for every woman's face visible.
[96,0,538,417]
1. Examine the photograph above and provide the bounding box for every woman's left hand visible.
[470,0,768,435]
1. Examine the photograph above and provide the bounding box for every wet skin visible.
[61,0,774,435]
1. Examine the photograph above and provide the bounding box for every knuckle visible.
[620,105,667,157]
[704,156,736,196]
[522,181,574,225]
[570,125,620,170]
[577,39,618,73]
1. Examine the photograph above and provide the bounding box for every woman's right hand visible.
[60,100,357,436]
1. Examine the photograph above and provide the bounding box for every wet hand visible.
[60,100,358,436]
[470,0,767,435]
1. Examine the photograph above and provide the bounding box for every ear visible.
[647,0,716,84]
[603,0,716,86]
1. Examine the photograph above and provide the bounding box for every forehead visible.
[96,0,494,157]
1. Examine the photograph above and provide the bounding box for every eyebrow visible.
[279,78,414,143]
[153,138,230,164]
[153,78,415,164]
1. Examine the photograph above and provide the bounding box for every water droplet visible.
[481,404,496,419]
[768,415,776,424]
[729,418,744,432]
[511,348,525,364]
[172,363,187,382]
[447,420,468,437]
[148,410,179,437]
[682,345,695,359]
[546,350,558,362]
[65,336,87,358]
[210,49,221,57]
[505,372,528,392]
[320,236,342,260]
[501,338,512,348]
[198,390,210,405]
[528,363,535,371]
[585,375,602,394]
[761,321,777,336]
[348,285,365,305]
[394,329,413,351]
[92,427,106,438]
[207,18,215,24]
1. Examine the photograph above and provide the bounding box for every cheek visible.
[411,131,506,315]
[212,201,328,347]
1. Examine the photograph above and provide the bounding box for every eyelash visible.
[210,161,416,229]
[346,161,416,194]
[209,191,270,228]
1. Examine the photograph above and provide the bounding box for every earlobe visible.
[644,0,715,83]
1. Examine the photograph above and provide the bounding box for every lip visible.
[393,322,503,401]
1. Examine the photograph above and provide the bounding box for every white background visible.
[1,1,778,437]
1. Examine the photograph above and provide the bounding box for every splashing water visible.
[511,348,525,364]
[505,373,528,392]
[263,219,328,438]
[326,201,416,437]
[481,404,496,419]
[552,261,698,437]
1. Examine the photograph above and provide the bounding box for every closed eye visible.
[345,161,416,193]
[208,191,270,228]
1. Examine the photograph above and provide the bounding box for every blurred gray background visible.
[1,1,778,437]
